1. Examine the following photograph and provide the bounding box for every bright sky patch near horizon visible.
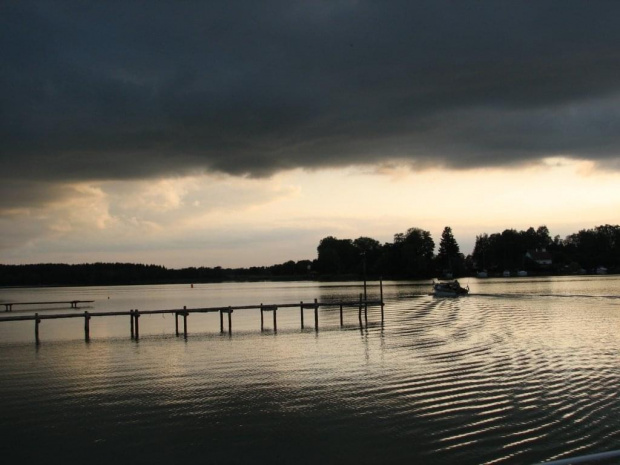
[2,2,620,268]
[2,158,618,268]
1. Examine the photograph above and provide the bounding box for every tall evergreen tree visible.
[436,226,464,274]
[438,226,460,258]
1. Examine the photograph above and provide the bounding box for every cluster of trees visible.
[552,224,620,272]
[315,226,461,279]
[1,224,619,286]
[471,224,620,274]
[472,226,553,272]
[0,226,459,286]
[0,261,318,287]
[312,224,620,277]
[0,263,199,286]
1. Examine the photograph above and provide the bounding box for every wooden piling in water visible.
[300,301,304,329]
[260,303,264,331]
[227,307,232,335]
[340,304,344,327]
[134,309,140,340]
[183,306,188,339]
[84,311,90,342]
[380,278,384,321]
[35,313,40,345]
[130,310,135,338]
[358,294,363,327]
[314,298,318,332]
[273,307,277,332]
[364,280,368,319]
[219,309,224,333]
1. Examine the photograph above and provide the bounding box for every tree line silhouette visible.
[1,224,618,286]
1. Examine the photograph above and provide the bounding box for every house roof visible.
[527,250,553,261]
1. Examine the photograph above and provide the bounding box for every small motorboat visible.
[432,280,469,297]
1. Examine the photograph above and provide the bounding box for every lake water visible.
[0,277,618,464]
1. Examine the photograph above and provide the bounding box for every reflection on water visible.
[0,277,618,464]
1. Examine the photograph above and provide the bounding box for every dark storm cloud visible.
[2,0,620,188]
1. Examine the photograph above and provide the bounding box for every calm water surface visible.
[0,277,618,464]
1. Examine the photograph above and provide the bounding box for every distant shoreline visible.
[3,224,619,286]
[1,270,615,289]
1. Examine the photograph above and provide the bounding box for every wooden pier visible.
[3,300,94,312]
[0,292,385,345]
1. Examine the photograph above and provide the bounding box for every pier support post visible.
[380,278,384,322]
[220,309,224,333]
[260,304,264,331]
[273,307,277,333]
[175,312,179,336]
[340,304,344,327]
[227,307,232,335]
[364,274,368,318]
[358,293,363,327]
[134,309,140,340]
[300,301,304,329]
[84,311,91,342]
[314,298,319,332]
[130,310,135,339]
[35,313,40,345]
[182,306,188,339]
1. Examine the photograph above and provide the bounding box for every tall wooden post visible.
[84,311,91,342]
[300,301,304,329]
[175,312,179,336]
[363,253,368,316]
[260,304,264,331]
[130,310,135,339]
[314,298,319,332]
[273,307,277,333]
[358,293,363,327]
[35,313,40,345]
[380,278,384,322]
[134,309,140,340]
[220,310,224,333]
[340,304,344,327]
[227,307,232,335]
[183,306,188,339]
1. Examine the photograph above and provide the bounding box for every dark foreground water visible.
[0,277,618,464]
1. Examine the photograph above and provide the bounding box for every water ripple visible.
[0,279,619,464]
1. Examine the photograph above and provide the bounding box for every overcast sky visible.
[2,1,620,268]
